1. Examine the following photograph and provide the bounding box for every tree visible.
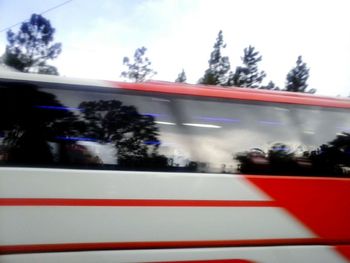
[199,30,230,85]
[260,80,280,90]
[175,69,187,83]
[77,99,168,168]
[0,82,74,164]
[4,14,62,75]
[227,45,266,88]
[121,47,157,82]
[285,56,315,93]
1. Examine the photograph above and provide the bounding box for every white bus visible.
[1,71,350,263]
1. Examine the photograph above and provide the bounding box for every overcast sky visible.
[1,0,350,96]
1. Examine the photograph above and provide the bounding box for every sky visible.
[1,0,350,96]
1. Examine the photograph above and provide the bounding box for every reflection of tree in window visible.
[268,143,296,173]
[309,132,350,176]
[78,100,167,169]
[236,134,350,177]
[236,148,269,174]
[0,82,75,165]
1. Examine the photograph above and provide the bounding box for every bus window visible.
[175,97,350,177]
[0,81,191,171]
[1,80,350,176]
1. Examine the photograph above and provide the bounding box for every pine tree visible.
[260,80,280,90]
[4,14,62,75]
[285,56,315,93]
[175,69,187,83]
[199,30,230,85]
[227,45,266,88]
[121,47,157,82]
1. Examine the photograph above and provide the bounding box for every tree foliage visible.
[121,47,157,82]
[0,84,166,167]
[285,56,315,93]
[175,69,187,83]
[4,14,62,75]
[0,82,73,164]
[199,30,230,85]
[78,100,161,162]
[260,80,280,90]
[227,45,266,88]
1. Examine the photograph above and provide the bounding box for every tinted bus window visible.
[174,97,350,177]
[1,81,350,177]
[0,81,188,171]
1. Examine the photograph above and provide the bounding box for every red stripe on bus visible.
[110,81,350,109]
[0,198,277,207]
[245,176,350,240]
[335,245,350,261]
[157,260,255,263]
[0,238,340,254]
[245,176,350,261]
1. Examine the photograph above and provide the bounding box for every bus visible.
[0,71,350,263]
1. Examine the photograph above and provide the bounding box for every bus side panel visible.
[0,168,313,251]
[1,168,350,263]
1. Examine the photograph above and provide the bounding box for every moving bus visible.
[0,71,350,263]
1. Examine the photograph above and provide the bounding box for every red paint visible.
[0,238,336,254]
[157,260,255,263]
[109,81,350,109]
[0,198,277,207]
[246,175,350,261]
[335,246,350,261]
